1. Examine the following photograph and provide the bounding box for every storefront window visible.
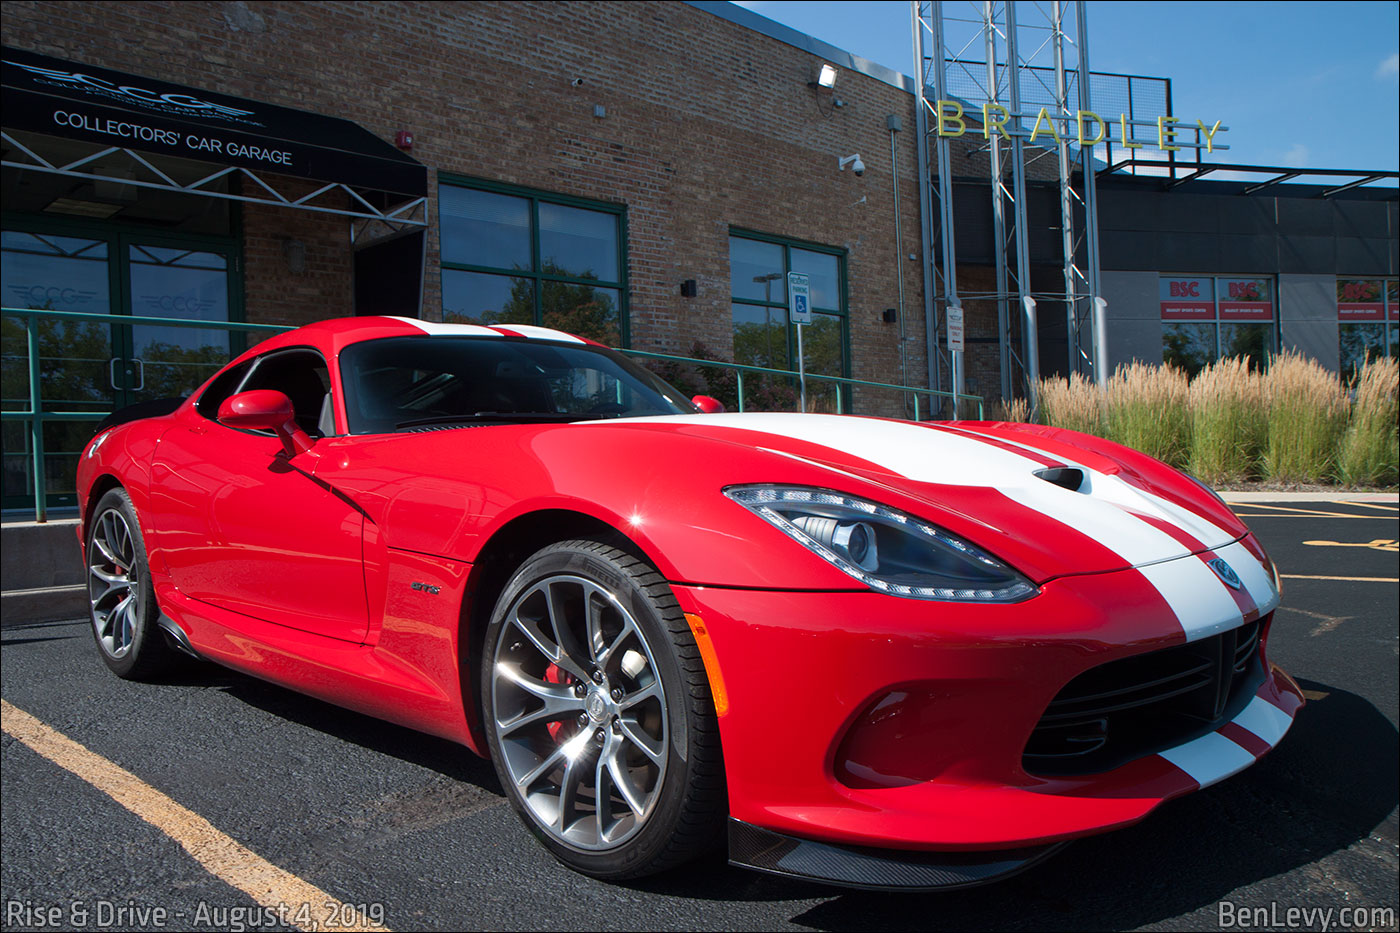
[439,179,626,346]
[1160,276,1276,377]
[730,233,848,411]
[1337,278,1395,379]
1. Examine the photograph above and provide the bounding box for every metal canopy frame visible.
[1101,157,1399,199]
[913,0,1106,418]
[1,130,428,240]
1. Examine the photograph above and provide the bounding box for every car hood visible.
[591,413,1247,581]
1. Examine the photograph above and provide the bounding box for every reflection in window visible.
[1162,323,1215,378]
[439,187,532,273]
[443,270,534,326]
[1340,324,1387,379]
[732,304,790,371]
[729,238,784,303]
[128,244,231,401]
[1219,324,1270,372]
[790,249,840,310]
[728,233,848,412]
[539,203,618,281]
[439,181,625,345]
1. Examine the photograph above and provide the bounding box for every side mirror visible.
[692,394,725,414]
[217,390,313,457]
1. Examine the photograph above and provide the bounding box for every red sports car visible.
[75,316,1302,890]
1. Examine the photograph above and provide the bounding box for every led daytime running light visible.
[725,486,1037,602]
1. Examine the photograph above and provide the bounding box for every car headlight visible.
[724,485,1038,602]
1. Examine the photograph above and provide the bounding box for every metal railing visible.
[618,348,981,420]
[2,307,981,523]
[2,307,291,523]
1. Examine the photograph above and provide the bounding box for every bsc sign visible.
[787,272,811,325]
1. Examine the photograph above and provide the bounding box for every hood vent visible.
[1034,466,1085,492]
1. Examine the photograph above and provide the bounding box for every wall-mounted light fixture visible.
[808,63,845,110]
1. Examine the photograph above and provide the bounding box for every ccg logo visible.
[1208,557,1242,590]
[6,59,256,119]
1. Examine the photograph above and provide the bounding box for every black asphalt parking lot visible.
[2,500,1396,932]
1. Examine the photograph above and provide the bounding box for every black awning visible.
[2,46,426,198]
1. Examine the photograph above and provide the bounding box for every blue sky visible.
[733,1,1400,183]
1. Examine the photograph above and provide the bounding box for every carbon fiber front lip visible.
[728,819,1067,892]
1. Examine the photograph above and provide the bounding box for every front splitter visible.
[728,820,1067,891]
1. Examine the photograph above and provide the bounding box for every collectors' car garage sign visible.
[1,45,426,196]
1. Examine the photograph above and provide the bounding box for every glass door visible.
[121,240,235,405]
[1,222,238,511]
[1,230,118,509]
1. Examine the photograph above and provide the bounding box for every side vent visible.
[1034,466,1085,491]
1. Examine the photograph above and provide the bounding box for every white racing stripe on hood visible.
[1137,557,1246,641]
[950,426,1236,549]
[615,412,1267,642]
[621,413,1198,566]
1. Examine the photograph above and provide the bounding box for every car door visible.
[149,346,369,642]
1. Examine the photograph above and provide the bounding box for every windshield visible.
[339,335,694,434]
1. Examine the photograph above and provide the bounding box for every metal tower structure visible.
[912,0,1105,415]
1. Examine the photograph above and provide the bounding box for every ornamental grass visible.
[1337,357,1399,487]
[1036,372,1101,436]
[1187,357,1267,484]
[1102,361,1191,467]
[1022,351,1395,488]
[1263,350,1350,483]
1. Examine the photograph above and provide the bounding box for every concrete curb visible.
[1220,491,1399,503]
[1,585,87,627]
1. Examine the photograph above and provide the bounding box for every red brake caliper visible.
[543,663,571,741]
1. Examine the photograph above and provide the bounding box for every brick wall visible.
[2,0,938,414]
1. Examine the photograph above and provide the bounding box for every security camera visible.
[838,154,865,176]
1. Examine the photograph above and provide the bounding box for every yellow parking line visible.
[1226,503,1396,519]
[1,699,388,932]
[1280,574,1399,583]
[1334,501,1399,512]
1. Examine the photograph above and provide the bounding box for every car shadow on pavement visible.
[632,679,1398,929]
[191,665,503,793]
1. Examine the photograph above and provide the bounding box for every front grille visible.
[1023,618,1264,776]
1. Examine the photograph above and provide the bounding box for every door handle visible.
[109,358,121,390]
[130,358,145,391]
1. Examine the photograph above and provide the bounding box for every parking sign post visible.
[787,272,811,411]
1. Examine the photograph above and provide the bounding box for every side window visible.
[198,349,332,437]
[194,360,254,421]
[239,349,332,436]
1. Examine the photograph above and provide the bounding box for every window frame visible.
[1158,273,1280,374]
[728,228,851,383]
[437,175,630,346]
[1336,276,1397,377]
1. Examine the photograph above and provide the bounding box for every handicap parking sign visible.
[787,272,811,324]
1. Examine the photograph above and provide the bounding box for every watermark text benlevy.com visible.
[1219,900,1397,931]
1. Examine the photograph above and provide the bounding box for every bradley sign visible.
[932,100,1227,154]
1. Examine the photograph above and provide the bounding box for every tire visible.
[86,487,181,680]
[481,539,725,879]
